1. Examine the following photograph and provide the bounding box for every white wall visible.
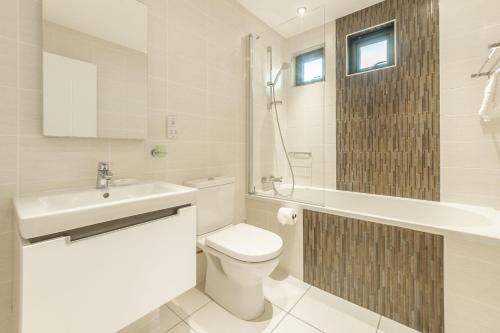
[250,30,289,192]
[43,22,148,139]
[444,234,500,333]
[247,19,336,277]
[0,0,273,331]
[251,20,336,194]
[440,1,500,332]
[249,2,500,332]
[246,198,304,280]
[440,0,500,208]
[285,22,336,189]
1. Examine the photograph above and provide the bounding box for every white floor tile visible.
[290,287,380,333]
[168,322,198,333]
[377,317,420,333]
[264,270,310,311]
[187,300,286,333]
[119,305,181,333]
[151,305,184,333]
[168,288,211,319]
[273,315,322,333]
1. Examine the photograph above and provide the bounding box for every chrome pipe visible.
[246,34,256,194]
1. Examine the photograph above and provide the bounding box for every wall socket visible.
[167,115,177,139]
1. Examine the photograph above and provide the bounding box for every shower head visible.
[272,62,291,86]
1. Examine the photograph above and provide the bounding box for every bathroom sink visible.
[14,181,196,239]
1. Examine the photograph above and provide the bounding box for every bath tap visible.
[96,162,113,190]
[262,176,283,185]
[270,176,283,183]
[261,176,283,193]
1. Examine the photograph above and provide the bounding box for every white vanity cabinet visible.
[17,205,196,333]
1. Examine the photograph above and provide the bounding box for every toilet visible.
[185,177,283,320]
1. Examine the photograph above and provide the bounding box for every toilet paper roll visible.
[277,207,298,226]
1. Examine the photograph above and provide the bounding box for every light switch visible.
[167,115,177,139]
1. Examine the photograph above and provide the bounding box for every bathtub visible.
[253,185,500,241]
[249,186,500,332]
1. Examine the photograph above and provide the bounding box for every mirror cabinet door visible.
[42,0,148,139]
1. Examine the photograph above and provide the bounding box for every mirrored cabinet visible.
[42,0,148,139]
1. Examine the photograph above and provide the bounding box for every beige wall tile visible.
[147,13,167,53]
[168,0,208,39]
[19,0,42,45]
[168,23,207,65]
[0,87,17,137]
[445,252,500,308]
[246,198,304,279]
[0,315,13,333]
[18,136,108,187]
[0,137,17,185]
[0,0,17,40]
[19,43,41,90]
[445,234,500,332]
[167,82,207,116]
[168,54,207,91]
[0,280,12,322]
[445,292,500,333]
[19,89,41,136]
[0,184,15,235]
[0,37,18,88]
[440,0,500,206]
[0,231,13,286]
[0,0,284,331]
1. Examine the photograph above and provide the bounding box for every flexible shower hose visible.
[271,86,295,197]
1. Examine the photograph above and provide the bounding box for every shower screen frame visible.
[245,6,327,206]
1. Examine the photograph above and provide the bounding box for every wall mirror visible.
[42,0,148,139]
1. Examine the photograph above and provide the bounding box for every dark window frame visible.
[347,21,396,76]
[295,47,325,86]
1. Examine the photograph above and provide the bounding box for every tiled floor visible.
[138,271,420,333]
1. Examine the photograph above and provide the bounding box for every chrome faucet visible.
[269,176,283,184]
[96,162,113,190]
[261,175,283,189]
[261,176,284,195]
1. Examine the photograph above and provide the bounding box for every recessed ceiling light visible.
[297,7,307,16]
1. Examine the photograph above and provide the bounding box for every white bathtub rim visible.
[246,192,500,243]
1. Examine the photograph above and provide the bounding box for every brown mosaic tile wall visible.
[336,0,440,200]
[303,210,444,333]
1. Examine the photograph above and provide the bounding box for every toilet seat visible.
[204,224,283,263]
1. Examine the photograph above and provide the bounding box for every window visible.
[295,47,325,86]
[347,21,395,75]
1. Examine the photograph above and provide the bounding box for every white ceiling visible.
[43,0,147,53]
[237,0,383,38]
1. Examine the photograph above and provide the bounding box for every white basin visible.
[14,181,197,239]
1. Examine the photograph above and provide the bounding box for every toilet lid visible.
[205,224,283,263]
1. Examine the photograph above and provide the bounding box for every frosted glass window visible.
[359,40,388,70]
[295,47,325,86]
[303,58,324,82]
[347,21,395,75]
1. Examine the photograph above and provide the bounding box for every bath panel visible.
[304,209,444,333]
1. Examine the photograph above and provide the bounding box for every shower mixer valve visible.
[261,176,283,184]
[261,176,283,191]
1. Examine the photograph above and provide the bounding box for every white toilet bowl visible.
[197,223,282,320]
[184,177,283,320]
